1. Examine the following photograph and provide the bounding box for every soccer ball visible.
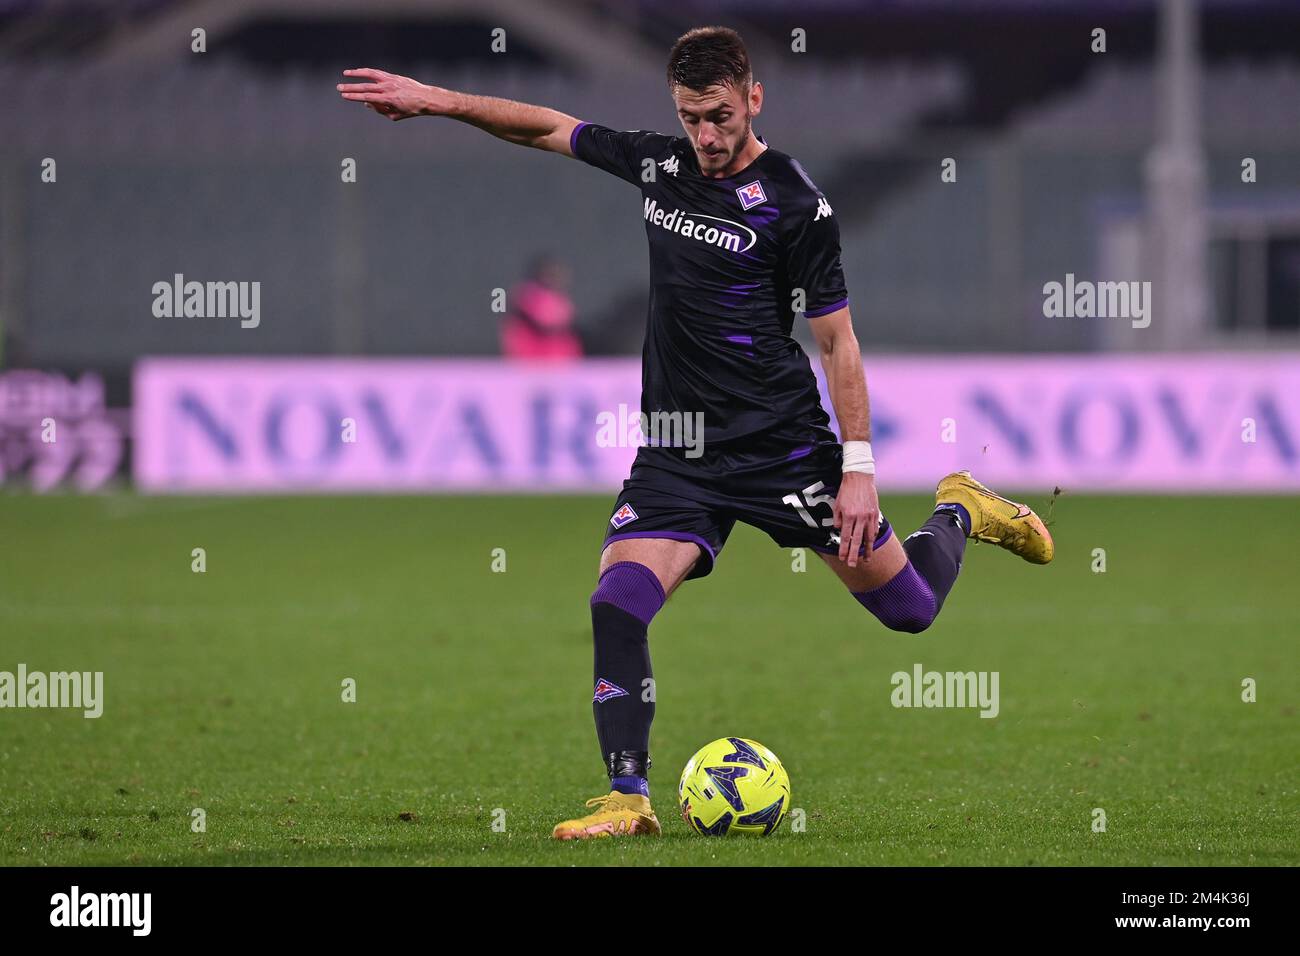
[677,737,790,836]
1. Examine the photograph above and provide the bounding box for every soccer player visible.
[339,26,1053,840]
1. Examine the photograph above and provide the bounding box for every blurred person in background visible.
[500,254,582,360]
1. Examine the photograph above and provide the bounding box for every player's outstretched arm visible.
[337,68,581,156]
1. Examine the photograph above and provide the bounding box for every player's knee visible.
[852,564,938,634]
[590,561,666,629]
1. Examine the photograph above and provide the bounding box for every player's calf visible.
[822,507,967,635]
[853,561,940,634]
[590,560,664,796]
[552,555,679,841]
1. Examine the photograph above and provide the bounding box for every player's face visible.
[672,80,762,177]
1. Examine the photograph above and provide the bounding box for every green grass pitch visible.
[0,492,1296,866]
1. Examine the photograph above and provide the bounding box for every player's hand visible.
[337,68,448,121]
[833,471,880,569]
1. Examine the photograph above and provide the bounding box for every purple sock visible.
[611,775,650,798]
[856,507,968,633]
[854,562,938,633]
[590,562,664,777]
[904,508,968,607]
[591,561,665,625]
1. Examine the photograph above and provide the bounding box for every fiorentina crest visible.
[593,678,629,703]
[610,503,638,529]
[735,180,767,210]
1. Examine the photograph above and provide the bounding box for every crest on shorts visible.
[736,180,767,210]
[593,678,629,703]
[610,503,639,529]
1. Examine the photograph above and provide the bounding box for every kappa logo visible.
[593,678,629,703]
[813,197,834,221]
[610,503,639,529]
[736,180,767,210]
[658,155,680,177]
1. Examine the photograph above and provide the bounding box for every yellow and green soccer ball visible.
[677,737,790,836]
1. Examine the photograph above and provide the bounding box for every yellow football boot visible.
[552,791,662,840]
[935,471,1054,565]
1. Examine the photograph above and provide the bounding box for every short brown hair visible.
[666,26,752,93]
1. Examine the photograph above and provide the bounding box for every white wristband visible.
[842,440,875,475]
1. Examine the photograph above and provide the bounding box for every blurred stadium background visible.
[1,0,1298,868]
[0,0,1298,493]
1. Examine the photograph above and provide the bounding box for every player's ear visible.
[749,80,763,115]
